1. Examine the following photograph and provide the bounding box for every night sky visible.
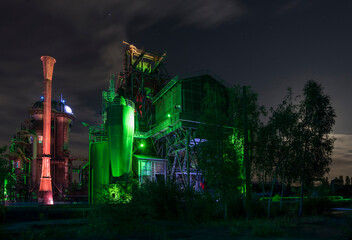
[0,0,351,180]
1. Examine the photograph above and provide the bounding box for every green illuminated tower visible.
[89,141,109,203]
[107,97,135,177]
[89,78,135,203]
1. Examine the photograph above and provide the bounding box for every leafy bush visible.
[227,194,246,219]
[303,198,333,215]
[86,179,249,238]
[182,188,217,223]
[130,179,183,220]
[250,199,266,217]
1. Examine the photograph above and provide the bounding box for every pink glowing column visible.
[38,56,56,205]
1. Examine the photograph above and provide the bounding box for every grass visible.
[3,211,351,240]
[251,221,285,237]
[3,181,351,239]
[229,218,291,237]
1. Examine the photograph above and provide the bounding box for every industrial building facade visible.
[8,98,75,202]
[88,42,233,203]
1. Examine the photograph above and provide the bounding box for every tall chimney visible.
[38,56,56,205]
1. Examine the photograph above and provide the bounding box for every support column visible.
[186,129,190,188]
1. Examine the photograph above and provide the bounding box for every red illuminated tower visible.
[38,56,56,205]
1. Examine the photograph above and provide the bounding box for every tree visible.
[197,82,241,220]
[253,123,276,197]
[254,89,299,217]
[253,121,277,217]
[345,176,350,186]
[230,85,265,217]
[270,89,299,210]
[0,145,10,201]
[339,176,344,186]
[295,80,336,216]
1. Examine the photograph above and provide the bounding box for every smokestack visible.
[38,56,56,205]
[41,56,56,80]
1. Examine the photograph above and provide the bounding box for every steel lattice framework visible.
[121,41,170,132]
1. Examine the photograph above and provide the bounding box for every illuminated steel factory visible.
[8,57,75,203]
[88,42,234,203]
[6,42,235,204]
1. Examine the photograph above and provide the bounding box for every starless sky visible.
[0,0,351,179]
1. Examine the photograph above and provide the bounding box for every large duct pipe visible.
[38,56,56,205]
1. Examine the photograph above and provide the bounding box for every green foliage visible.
[87,179,249,236]
[131,179,183,220]
[253,81,336,218]
[254,80,336,186]
[253,123,275,185]
[253,89,299,217]
[303,198,333,215]
[84,180,233,239]
[183,187,219,223]
[95,173,137,204]
[294,80,336,216]
[250,199,267,217]
[196,82,242,218]
[345,176,350,186]
[130,180,221,223]
[0,145,11,201]
[230,85,265,138]
[254,89,299,183]
[108,182,133,203]
[295,80,336,184]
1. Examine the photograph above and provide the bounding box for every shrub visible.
[250,199,266,218]
[182,188,217,223]
[303,198,333,215]
[130,179,183,220]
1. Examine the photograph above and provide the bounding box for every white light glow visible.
[64,105,73,114]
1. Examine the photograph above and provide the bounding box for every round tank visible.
[89,141,110,203]
[106,97,135,177]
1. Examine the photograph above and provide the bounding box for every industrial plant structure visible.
[7,57,76,203]
[89,42,234,203]
[4,42,237,204]
[8,96,75,202]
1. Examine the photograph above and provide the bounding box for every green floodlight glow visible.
[109,183,132,203]
[4,178,8,197]
[107,97,134,178]
[167,113,171,118]
[140,143,144,148]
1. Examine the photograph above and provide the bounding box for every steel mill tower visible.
[38,56,56,205]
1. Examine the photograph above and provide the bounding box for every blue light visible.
[41,96,44,100]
